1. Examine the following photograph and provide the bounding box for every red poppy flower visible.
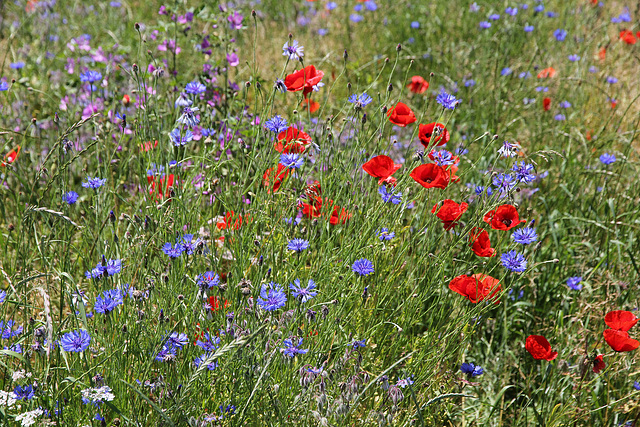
[603,329,640,352]
[525,335,558,361]
[262,164,290,193]
[432,199,468,230]
[407,75,429,94]
[483,204,525,231]
[300,195,323,218]
[604,310,638,332]
[284,65,324,96]
[610,99,618,109]
[620,30,637,45]
[147,174,175,200]
[301,97,320,113]
[217,211,244,231]
[543,97,551,111]
[449,274,501,303]
[410,163,450,189]
[537,67,556,79]
[362,155,402,185]
[469,228,496,258]
[140,140,158,152]
[598,47,606,61]
[122,94,131,105]
[275,127,312,153]
[592,354,605,373]
[208,295,230,312]
[419,123,450,147]
[1,145,21,167]
[386,102,417,127]
[329,205,351,225]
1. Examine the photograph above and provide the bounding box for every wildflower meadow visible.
[1,0,640,425]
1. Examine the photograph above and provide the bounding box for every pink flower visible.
[227,52,239,67]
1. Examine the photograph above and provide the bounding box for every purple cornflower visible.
[512,227,538,245]
[460,362,484,378]
[197,271,220,289]
[282,338,308,357]
[287,238,309,252]
[554,114,566,121]
[227,11,243,29]
[470,2,480,12]
[289,279,317,303]
[257,282,287,311]
[493,173,517,193]
[376,228,395,241]
[479,21,492,29]
[501,67,512,76]
[559,100,572,108]
[265,115,288,133]
[185,81,206,95]
[512,161,536,183]
[396,377,414,388]
[348,93,373,110]
[436,90,460,109]
[505,6,518,16]
[60,329,91,352]
[500,250,527,273]
[489,13,500,20]
[162,242,185,258]
[0,320,22,339]
[352,258,374,276]
[80,70,102,83]
[379,186,402,204]
[351,338,367,348]
[567,276,582,291]
[568,54,580,62]
[599,153,616,165]
[181,234,201,255]
[13,384,35,401]
[554,29,567,41]
[176,106,200,128]
[280,153,304,169]
[94,289,124,314]
[606,76,618,84]
[431,150,455,166]
[82,177,107,190]
[282,40,304,60]
[64,191,79,204]
[227,52,239,67]
[274,79,287,93]
[524,24,535,32]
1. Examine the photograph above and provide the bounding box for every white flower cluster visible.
[0,390,17,408]
[12,370,32,382]
[15,408,43,426]
[81,385,115,405]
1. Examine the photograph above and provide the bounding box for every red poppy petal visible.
[603,329,640,352]
[604,310,638,332]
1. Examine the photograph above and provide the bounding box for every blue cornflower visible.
[0,81,8,91]
[568,54,580,62]
[489,13,500,20]
[599,153,616,165]
[80,70,102,83]
[350,13,363,23]
[378,186,402,204]
[257,282,287,311]
[280,153,304,169]
[411,21,420,28]
[85,264,105,279]
[365,0,377,11]
[352,258,374,276]
[196,332,220,352]
[559,100,572,108]
[175,93,193,108]
[94,289,124,314]
[348,93,373,110]
[155,343,177,362]
[197,271,220,289]
[519,71,531,79]
[64,191,79,204]
[194,354,219,370]
[352,338,367,348]
[0,290,5,304]
[10,62,25,69]
[567,276,582,291]
[82,177,107,190]
[479,21,492,29]
[265,115,288,133]
[505,6,518,16]
[181,234,201,255]
[512,161,536,183]
[500,250,527,273]
[606,76,618,84]
[185,80,206,94]
[546,11,558,17]
[287,238,310,252]
[589,66,598,73]
[165,332,189,349]
[498,141,518,158]
[470,2,479,12]
[634,381,640,391]
[512,227,538,245]
[431,149,455,166]
[554,114,566,121]
[176,106,200,128]
[282,338,308,357]
[326,2,337,10]
[170,128,194,146]
[534,4,544,12]
[493,173,517,193]
[464,78,476,87]
[524,24,535,32]
[501,67,512,76]
[274,79,287,93]
[436,90,460,109]
[105,259,121,276]
[60,329,91,352]
[554,29,568,41]
[13,385,35,401]
[162,242,185,258]
[535,86,548,92]
[460,362,484,378]
[289,279,317,303]
[376,227,395,241]
[396,377,414,388]
[0,320,22,339]
[282,40,304,60]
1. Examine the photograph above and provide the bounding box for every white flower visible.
[0,390,17,408]
[12,370,32,381]
[81,385,115,405]
[15,408,43,426]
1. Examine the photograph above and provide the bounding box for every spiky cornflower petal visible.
[60,329,91,352]
[567,276,582,291]
[352,258,374,276]
[436,90,460,109]
[82,177,107,189]
[257,282,287,311]
[512,227,538,245]
[500,250,527,273]
[287,238,309,252]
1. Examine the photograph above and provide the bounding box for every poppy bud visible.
[347,82,352,90]
[385,58,389,63]
[362,113,367,125]
[387,83,393,92]
[251,10,256,17]
[134,22,140,30]
[493,134,499,140]
[245,81,251,88]
[396,43,402,51]
[7,223,14,232]
[343,49,348,60]
[132,63,138,73]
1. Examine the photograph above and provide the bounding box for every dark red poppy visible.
[1,145,20,167]
[284,65,324,96]
[301,97,320,113]
[432,199,468,230]
[386,102,417,127]
[362,155,402,185]
[525,335,558,361]
[469,228,496,258]
[148,174,175,200]
[483,204,525,231]
[410,164,450,189]
[449,274,501,303]
[419,123,450,147]
[407,75,429,94]
[620,30,637,45]
[217,211,245,231]
[605,310,638,331]
[275,127,313,153]
[592,355,605,373]
[262,164,289,193]
[543,97,551,111]
[603,329,640,352]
